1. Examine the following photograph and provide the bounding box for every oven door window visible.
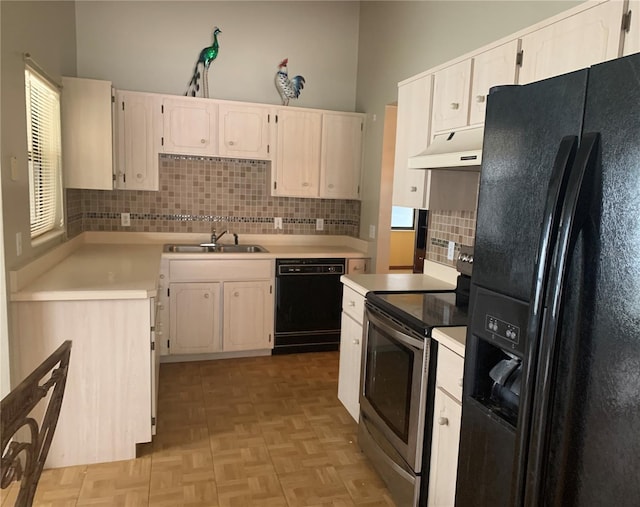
[364,323,415,443]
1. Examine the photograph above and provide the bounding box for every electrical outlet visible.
[274,217,283,229]
[447,241,455,261]
[316,218,324,231]
[16,232,22,256]
[369,225,376,239]
[121,212,131,227]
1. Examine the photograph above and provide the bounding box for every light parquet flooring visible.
[1,352,396,507]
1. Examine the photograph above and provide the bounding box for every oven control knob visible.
[353,339,360,345]
[438,417,449,426]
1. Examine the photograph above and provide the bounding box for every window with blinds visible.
[25,67,64,239]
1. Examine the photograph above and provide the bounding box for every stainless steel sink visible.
[163,244,268,254]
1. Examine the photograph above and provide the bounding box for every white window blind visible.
[25,67,63,239]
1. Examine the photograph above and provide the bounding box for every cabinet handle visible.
[159,274,165,279]
[353,266,362,271]
[458,378,463,387]
[302,182,310,187]
[136,173,143,179]
[328,183,334,189]
[353,339,360,345]
[233,291,240,297]
[348,300,356,307]
[156,331,163,336]
[228,141,235,146]
[450,102,460,110]
[157,302,164,309]
[410,186,418,192]
[438,417,449,426]
[476,95,486,103]
[204,293,210,299]
[200,139,206,144]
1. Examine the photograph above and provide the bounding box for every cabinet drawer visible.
[170,259,273,281]
[342,285,365,323]
[436,345,464,401]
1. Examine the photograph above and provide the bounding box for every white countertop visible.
[432,326,467,357]
[340,273,456,297]
[11,244,163,301]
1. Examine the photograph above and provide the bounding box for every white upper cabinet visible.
[61,77,114,190]
[273,109,322,198]
[320,113,364,199]
[218,103,271,160]
[623,2,639,56]
[432,59,472,133]
[469,40,520,126]
[392,74,432,209]
[116,90,161,191]
[162,96,218,156]
[518,1,626,84]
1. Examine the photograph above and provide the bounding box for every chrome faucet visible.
[210,228,228,245]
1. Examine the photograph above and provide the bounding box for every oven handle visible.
[365,307,425,351]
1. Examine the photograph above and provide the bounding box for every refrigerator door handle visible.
[512,135,578,505]
[523,132,600,507]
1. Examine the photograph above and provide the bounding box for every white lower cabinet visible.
[223,280,273,351]
[428,390,462,507]
[338,312,363,421]
[338,284,366,421]
[428,343,465,507]
[165,259,274,356]
[169,282,221,354]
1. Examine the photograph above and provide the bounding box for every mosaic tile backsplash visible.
[66,155,361,238]
[427,210,477,268]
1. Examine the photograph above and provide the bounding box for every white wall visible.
[75,1,360,112]
[355,0,581,270]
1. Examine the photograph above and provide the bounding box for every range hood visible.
[408,126,483,170]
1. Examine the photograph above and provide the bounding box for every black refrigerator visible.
[456,52,640,506]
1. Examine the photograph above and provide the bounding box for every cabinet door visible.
[428,390,462,507]
[162,96,218,156]
[432,59,472,132]
[116,90,161,191]
[273,109,322,197]
[61,77,114,190]
[623,2,639,56]
[218,103,271,159]
[223,280,273,352]
[169,282,220,354]
[519,1,626,85]
[392,75,432,208]
[150,297,159,436]
[337,312,363,422]
[320,113,364,199]
[346,258,369,275]
[469,40,520,126]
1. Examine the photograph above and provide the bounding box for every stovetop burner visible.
[367,290,469,337]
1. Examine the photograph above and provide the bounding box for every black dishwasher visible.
[274,258,345,354]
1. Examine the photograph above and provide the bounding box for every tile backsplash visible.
[67,155,360,238]
[427,210,477,268]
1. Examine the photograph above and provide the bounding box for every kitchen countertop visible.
[10,232,371,302]
[432,326,467,357]
[11,243,163,301]
[340,273,456,297]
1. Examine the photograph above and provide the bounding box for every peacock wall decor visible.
[185,27,222,98]
[275,58,305,106]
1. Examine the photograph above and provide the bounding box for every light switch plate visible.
[274,217,283,229]
[316,218,324,231]
[369,225,376,239]
[121,213,131,227]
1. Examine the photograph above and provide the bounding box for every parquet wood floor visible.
[1,352,396,507]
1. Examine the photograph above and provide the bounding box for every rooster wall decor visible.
[275,58,305,106]
[185,27,222,98]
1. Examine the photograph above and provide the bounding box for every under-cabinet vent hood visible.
[408,126,483,170]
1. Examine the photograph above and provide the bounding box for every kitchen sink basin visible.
[163,244,268,254]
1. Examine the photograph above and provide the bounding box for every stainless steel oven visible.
[359,301,436,507]
[359,279,471,507]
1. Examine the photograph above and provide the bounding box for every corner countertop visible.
[432,327,467,357]
[11,244,163,302]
